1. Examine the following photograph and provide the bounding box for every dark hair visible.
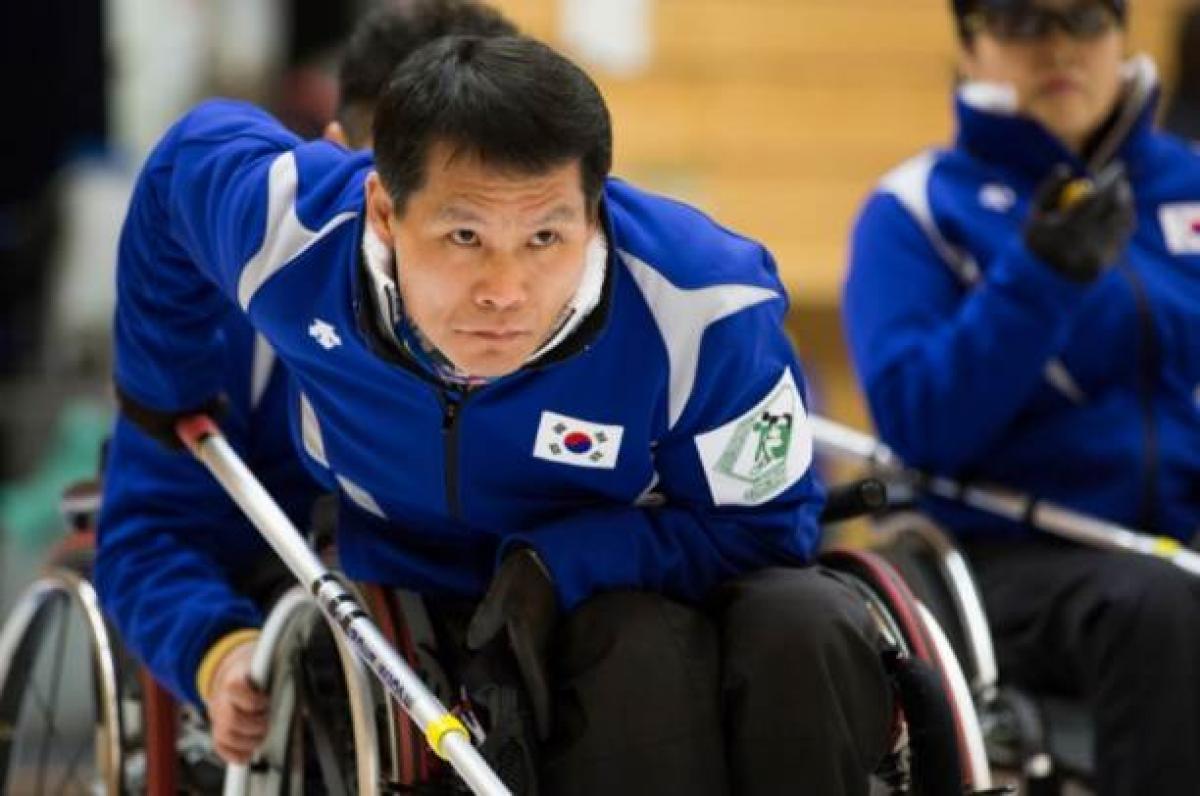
[336,1,518,145]
[372,34,613,217]
[949,0,1129,42]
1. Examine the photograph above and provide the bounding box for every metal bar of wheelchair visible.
[809,415,1200,578]
[222,588,309,795]
[177,416,512,796]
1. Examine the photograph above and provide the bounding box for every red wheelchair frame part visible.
[141,670,180,795]
[362,583,439,787]
[46,522,184,795]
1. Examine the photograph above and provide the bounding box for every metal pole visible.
[178,416,511,796]
[809,415,1200,577]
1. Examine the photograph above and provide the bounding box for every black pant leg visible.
[717,566,894,796]
[541,591,727,796]
[967,540,1200,796]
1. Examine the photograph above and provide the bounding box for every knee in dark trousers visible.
[719,567,893,796]
[542,591,727,796]
[1085,553,1200,655]
[969,543,1200,796]
[1075,555,1200,796]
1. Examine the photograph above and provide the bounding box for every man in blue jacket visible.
[110,31,893,796]
[97,0,518,767]
[844,1,1200,791]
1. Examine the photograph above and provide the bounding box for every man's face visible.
[960,0,1125,151]
[366,142,597,379]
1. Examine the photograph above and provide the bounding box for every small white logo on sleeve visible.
[695,368,813,506]
[1159,203,1200,255]
[979,183,1016,213]
[533,412,624,469]
[308,319,342,350]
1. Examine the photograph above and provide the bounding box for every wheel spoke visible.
[18,610,59,735]
[56,732,94,795]
[24,676,55,736]
[34,601,69,794]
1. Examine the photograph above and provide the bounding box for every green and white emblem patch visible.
[694,368,813,506]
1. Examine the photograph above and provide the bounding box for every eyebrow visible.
[436,206,486,224]
[434,203,581,226]
[535,205,580,225]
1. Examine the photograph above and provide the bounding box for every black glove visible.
[1024,161,1135,283]
[466,547,558,741]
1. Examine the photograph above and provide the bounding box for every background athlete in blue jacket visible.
[96,0,519,766]
[844,1,1200,791]
[109,30,893,796]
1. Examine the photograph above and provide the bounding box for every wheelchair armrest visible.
[819,478,889,525]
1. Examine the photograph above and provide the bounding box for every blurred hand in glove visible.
[1024,161,1135,283]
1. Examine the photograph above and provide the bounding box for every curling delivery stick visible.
[808,415,1200,578]
[177,415,511,796]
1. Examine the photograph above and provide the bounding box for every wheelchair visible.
[0,481,382,795]
[0,477,1000,795]
[818,482,998,796]
[868,507,1096,795]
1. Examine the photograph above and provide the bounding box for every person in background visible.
[844,1,1200,792]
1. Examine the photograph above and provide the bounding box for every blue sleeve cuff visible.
[990,240,1092,319]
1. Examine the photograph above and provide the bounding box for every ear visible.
[365,172,396,243]
[323,120,350,148]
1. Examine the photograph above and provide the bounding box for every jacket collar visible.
[954,55,1160,183]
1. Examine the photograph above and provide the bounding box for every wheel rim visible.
[227,586,381,795]
[0,571,122,794]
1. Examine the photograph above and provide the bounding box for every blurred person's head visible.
[951,0,1128,153]
[364,35,612,378]
[327,0,518,149]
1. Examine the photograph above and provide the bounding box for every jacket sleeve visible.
[843,191,1090,473]
[505,249,825,611]
[112,99,301,413]
[95,417,274,705]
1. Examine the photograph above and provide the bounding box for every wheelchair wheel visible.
[225,585,382,795]
[0,568,124,794]
[822,549,994,795]
[872,514,1094,794]
[871,512,999,701]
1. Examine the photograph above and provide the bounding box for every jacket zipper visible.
[1125,266,1161,532]
[440,388,467,520]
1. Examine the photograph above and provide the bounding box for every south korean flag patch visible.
[1159,202,1200,255]
[533,411,624,470]
[695,368,813,506]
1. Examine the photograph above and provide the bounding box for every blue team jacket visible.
[109,100,824,638]
[845,59,1200,541]
[97,308,321,704]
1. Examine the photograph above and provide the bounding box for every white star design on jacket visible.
[308,319,342,350]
